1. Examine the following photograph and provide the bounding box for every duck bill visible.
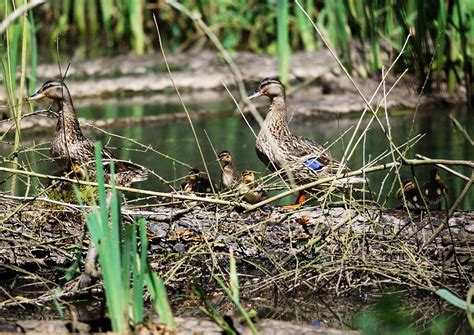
[248,90,262,100]
[27,91,45,101]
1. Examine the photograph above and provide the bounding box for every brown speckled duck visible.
[422,169,448,210]
[217,150,241,189]
[238,169,267,204]
[180,168,214,194]
[396,180,423,210]
[248,78,364,203]
[27,79,147,186]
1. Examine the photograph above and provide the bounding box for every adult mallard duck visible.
[248,78,363,203]
[396,180,423,210]
[237,169,267,204]
[217,150,241,190]
[180,168,214,194]
[422,169,448,210]
[27,79,147,187]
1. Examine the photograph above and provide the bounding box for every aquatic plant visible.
[1,1,471,102]
[78,143,174,332]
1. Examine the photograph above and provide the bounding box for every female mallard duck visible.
[422,169,447,210]
[238,169,267,204]
[217,150,241,189]
[27,79,147,187]
[248,78,363,203]
[396,180,423,210]
[181,168,214,194]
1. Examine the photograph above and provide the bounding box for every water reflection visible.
[2,101,472,209]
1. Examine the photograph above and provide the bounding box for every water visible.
[2,99,472,209]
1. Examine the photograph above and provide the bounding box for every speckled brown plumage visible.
[217,150,241,189]
[28,80,148,187]
[248,78,361,187]
[396,180,423,210]
[180,168,214,194]
[237,169,267,204]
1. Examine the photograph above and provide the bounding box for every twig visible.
[244,158,474,211]
[415,154,471,182]
[0,166,252,214]
[0,0,45,35]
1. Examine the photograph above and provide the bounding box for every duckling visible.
[248,78,364,204]
[217,150,241,189]
[396,180,423,210]
[238,169,267,204]
[181,168,214,194]
[422,169,448,210]
[27,79,147,187]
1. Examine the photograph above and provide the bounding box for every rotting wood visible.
[0,196,472,299]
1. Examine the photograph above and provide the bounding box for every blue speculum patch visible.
[303,158,323,171]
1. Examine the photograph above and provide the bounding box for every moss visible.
[45,183,99,205]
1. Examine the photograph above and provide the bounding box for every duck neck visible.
[55,90,81,133]
[265,95,290,136]
[223,161,233,172]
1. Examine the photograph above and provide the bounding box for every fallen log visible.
[0,196,472,297]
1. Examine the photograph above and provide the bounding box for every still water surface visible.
[6,99,473,209]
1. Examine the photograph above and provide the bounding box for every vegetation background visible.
[0,1,473,333]
[1,0,473,104]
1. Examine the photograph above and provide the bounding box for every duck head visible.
[27,80,69,102]
[217,150,232,164]
[248,77,285,100]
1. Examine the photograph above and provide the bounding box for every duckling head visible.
[187,168,201,182]
[27,79,69,102]
[241,169,255,183]
[217,150,232,164]
[402,180,416,191]
[248,77,285,100]
[430,169,441,182]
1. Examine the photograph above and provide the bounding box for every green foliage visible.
[1,1,469,99]
[77,142,175,332]
[213,249,259,335]
[277,0,290,84]
[353,293,466,335]
[46,184,98,205]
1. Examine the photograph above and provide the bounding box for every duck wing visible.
[291,135,348,173]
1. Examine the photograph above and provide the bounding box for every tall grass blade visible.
[294,0,315,51]
[435,289,474,312]
[229,249,239,303]
[277,0,289,84]
[145,270,175,328]
[82,143,128,332]
[28,13,37,95]
[128,0,145,54]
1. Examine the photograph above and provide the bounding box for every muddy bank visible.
[0,51,467,131]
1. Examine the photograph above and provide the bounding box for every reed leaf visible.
[128,0,145,54]
[277,0,289,84]
[27,13,37,95]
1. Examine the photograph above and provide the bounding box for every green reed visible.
[0,0,33,194]
[79,143,175,332]
[277,0,290,84]
[0,1,472,101]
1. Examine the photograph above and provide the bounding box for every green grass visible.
[1,1,471,101]
[77,143,175,332]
